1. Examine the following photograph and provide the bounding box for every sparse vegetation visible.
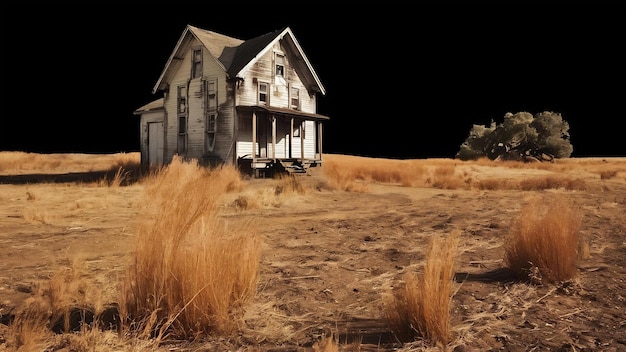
[504,195,582,284]
[1,152,625,351]
[120,156,261,340]
[322,154,600,191]
[384,232,460,347]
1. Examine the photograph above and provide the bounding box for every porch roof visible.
[237,105,330,121]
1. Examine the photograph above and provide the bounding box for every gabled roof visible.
[152,25,325,95]
[226,28,284,79]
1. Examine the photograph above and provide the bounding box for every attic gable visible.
[152,25,243,94]
[152,25,325,96]
[230,27,326,95]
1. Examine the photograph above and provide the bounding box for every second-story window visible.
[258,82,268,105]
[290,87,300,110]
[177,86,187,113]
[205,79,217,111]
[192,48,202,79]
[204,79,217,153]
[177,85,187,154]
[275,53,285,77]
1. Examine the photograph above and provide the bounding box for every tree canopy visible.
[456,111,573,162]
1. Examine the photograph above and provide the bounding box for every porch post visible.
[318,122,323,161]
[271,115,276,161]
[301,121,305,161]
[252,111,257,164]
[289,117,294,159]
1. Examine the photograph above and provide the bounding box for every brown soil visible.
[1,156,625,351]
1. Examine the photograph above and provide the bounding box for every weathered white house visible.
[133,25,329,177]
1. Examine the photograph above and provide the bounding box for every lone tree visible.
[456,111,573,162]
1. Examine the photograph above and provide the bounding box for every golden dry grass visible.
[0,151,140,176]
[384,232,460,347]
[504,195,582,284]
[321,154,618,191]
[1,152,625,351]
[120,156,261,341]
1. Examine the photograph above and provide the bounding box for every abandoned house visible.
[133,25,329,177]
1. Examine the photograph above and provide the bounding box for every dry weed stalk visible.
[385,231,460,347]
[120,156,261,340]
[274,173,307,195]
[312,334,340,352]
[5,298,51,351]
[504,195,582,283]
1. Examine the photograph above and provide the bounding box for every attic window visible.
[192,48,202,78]
[275,54,285,77]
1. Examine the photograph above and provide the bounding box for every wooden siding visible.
[234,39,320,161]
[236,41,317,115]
[186,78,204,157]
[163,37,235,164]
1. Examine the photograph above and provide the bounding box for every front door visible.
[148,122,164,167]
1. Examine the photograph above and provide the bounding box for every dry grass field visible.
[0,151,625,351]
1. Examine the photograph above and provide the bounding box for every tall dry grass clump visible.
[120,156,261,341]
[384,231,460,347]
[4,298,51,351]
[4,259,110,351]
[504,195,582,284]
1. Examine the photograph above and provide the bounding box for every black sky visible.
[2,5,624,158]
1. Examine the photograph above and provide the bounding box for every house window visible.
[258,81,268,105]
[192,48,202,79]
[290,87,300,110]
[177,86,187,113]
[206,113,216,152]
[178,116,187,153]
[205,79,217,111]
[275,53,285,77]
[204,79,218,153]
[177,85,187,154]
[293,122,301,137]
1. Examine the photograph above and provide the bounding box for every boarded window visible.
[192,48,202,79]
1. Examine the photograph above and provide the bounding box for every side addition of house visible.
[133,25,329,177]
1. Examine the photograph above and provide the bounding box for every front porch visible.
[236,105,329,178]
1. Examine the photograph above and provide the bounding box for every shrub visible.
[120,156,261,340]
[504,195,582,284]
[384,231,460,347]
